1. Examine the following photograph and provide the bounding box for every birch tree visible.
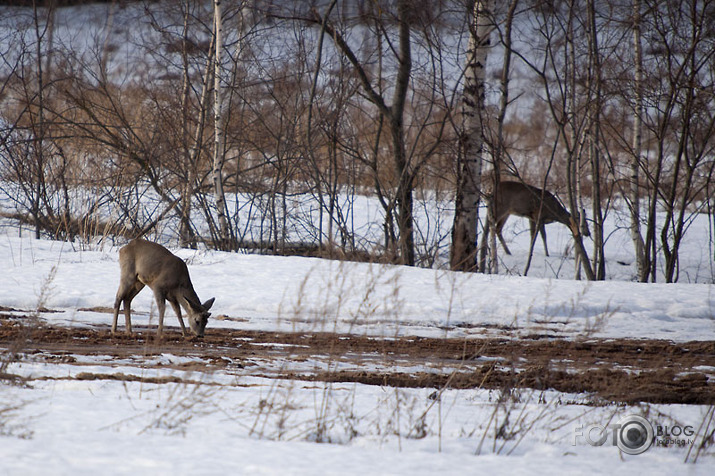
[212,0,230,249]
[585,0,606,280]
[451,0,493,272]
[629,0,647,281]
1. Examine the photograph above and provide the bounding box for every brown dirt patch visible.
[1,315,713,405]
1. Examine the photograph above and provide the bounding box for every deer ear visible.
[182,296,204,312]
[202,297,215,311]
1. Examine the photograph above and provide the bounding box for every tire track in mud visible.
[1,315,714,405]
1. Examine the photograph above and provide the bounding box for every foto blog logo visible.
[574,414,696,455]
[574,415,655,455]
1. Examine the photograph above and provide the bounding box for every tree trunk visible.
[179,2,196,249]
[451,0,492,272]
[586,0,605,280]
[565,2,594,281]
[630,0,647,281]
[212,0,230,249]
[393,0,414,265]
[310,0,415,265]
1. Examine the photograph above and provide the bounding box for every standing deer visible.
[112,239,215,337]
[489,181,586,256]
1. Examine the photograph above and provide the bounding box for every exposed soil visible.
[1,313,714,405]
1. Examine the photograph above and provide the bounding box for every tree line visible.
[0,0,713,282]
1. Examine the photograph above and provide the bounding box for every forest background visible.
[0,0,713,283]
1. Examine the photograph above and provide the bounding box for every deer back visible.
[495,181,572,226]
[121,239,195,297]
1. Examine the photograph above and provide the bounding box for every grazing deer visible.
[489,181,585,256]
[112,239,215,337]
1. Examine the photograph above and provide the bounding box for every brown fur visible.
[490,181,581,256]
[112,239,214,337]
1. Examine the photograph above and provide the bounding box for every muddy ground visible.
[1,312,713,405]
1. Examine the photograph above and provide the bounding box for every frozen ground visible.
[1,223,714,474]
[0,228,712,342]
[0,1,714,470]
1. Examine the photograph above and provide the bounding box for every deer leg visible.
[154,293,168,337]
[169,299,187,336]
[123,297,133,335]
[495,217,512,255]
[113,281,132,334]
[527,219,544,257]
[123,283,144,334]
[540,222,549,257]
[523,220,540,277]
[112,295,122,334]
[113,281,143,334]
[478,221,490,272]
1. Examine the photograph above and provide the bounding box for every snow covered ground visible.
[0,0,713,471]
[0,224,713,342]
[1,220,713,474]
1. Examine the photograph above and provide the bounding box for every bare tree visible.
[0,2,78,241]
[507,0,596,279]
[0,0,711,283]
[584,0,606,280]
[641,0,715,282]
[477,0,520,274]
[307,0,417,265]
[451,0,493,272]
[628,0,647,281]
[212,0,230,249]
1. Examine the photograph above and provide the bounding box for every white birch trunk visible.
[213,0,229,248]
[451,0,492,272]
[630,0,647,281]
